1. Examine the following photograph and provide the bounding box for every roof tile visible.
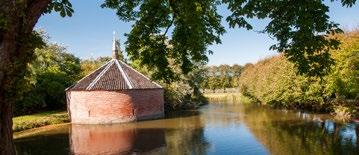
[69,59,162,91]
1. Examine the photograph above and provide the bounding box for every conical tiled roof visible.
[68,59,162,91]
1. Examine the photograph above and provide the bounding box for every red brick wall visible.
[67,89,164,124]
[131,89,164,120]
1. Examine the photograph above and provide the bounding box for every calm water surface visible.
[15,103,359,155]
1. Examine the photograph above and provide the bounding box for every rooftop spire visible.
[112,31,119,59]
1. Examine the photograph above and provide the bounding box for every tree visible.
[207,76,221,92]
[201,64,243,91]
[187,63,207,98]
[205,66,221,92]
[219,64,231,91]
[239,30,359,111]
[231,64,242,87]
[0,0,357,153]
[80,56,112,77]
[15,44,81,115]
[0,1,73,153]
[102,0,357,79]
[325,30,359,99]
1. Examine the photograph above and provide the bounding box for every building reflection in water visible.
[14,111,209,155]
[70,124,166,154]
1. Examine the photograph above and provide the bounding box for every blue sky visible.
[36,1,359,66]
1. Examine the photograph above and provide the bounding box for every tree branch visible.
[163,15,174,36]
[25,0,51,33]
[163,0,177,36]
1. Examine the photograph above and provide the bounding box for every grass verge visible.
[13,111,69,132]
[204,92,254,104]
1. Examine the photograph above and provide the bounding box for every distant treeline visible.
[239,30,359,118]
[201,64,246,91]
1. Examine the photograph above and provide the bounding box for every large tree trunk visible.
[0,1,51,154]
[0,96,14,155]
[0,20,18,154]
[0,24,23,154]
[0,30,16,155]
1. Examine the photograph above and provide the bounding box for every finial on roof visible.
[112,31,117,51]
[112,31,119,59]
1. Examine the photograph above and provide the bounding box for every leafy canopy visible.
[101,0,357,81]
[44,0,74,17]
[16,43,81,114]
[102,0,225,82]
[38,0,357,81]
[225,0,356,76]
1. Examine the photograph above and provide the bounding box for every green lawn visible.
[13,111,69,132]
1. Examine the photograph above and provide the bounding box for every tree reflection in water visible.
[14,125,70,154]
[240,104,359,155]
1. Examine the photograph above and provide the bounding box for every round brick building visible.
[66,37,164,124]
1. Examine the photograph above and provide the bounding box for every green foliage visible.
[44,0,74,17]
[224,0,355,76]
[4,31,47,106]
[102,0,225,82]
[240,56,325,110]
[80,57,112,77]
[102,0,357,81]
[202,64,243,91]
[15,44,81,115]
[325,31,359,99]
[239,30,359,112]
[130,59,208,111]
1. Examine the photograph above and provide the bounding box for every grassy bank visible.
[204,92,253,104]
[13,111,69,132]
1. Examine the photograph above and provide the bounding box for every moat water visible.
[15,103,359,155]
